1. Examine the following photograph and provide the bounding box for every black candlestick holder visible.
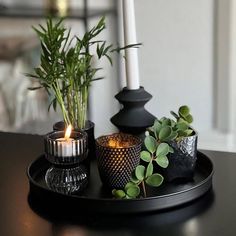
[111,87,156,136]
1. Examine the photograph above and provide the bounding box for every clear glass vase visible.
[45,165,88,195]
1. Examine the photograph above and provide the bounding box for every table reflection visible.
[52,225,88,236]
[28,188,214,235]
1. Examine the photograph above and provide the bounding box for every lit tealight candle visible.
[56,125,75,157]
[108,138,131,148]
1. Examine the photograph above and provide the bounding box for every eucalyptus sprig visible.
[26,17,141,129]
[112,105,195,199]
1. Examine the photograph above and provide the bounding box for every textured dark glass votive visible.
[44,130,88,165]
[44,130,88,194]
[96,133,142,189]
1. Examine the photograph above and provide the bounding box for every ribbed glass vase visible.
[45,165,88,195]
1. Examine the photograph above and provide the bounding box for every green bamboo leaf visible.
[135,165,146,181]
[144,136,157,153]
[156,155,169,168]
[28,86,43,90]
[146,174,164,187]
[156,143,169,157]
[140,151,152,162]
[145,162,153,178]
[105,54,113,65]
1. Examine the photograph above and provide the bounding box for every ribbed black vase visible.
[53,120,95,160]
[164,132,198,182]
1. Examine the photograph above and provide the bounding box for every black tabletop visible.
[0,132,235,236]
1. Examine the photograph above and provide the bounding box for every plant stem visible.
[52,83,70,125]
[141,181,147,198]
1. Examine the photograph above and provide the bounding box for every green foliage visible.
[112,182,140,199]
[27,17,141,129]
[140,151,152,162]
[145,174,164,187]
[156,155,169,168]
[135,165,146,181]
[113,105,195,199]
[144,135,157,153]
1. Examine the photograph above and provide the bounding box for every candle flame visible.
[65,125,72,140]
[108,140,122,148]
[108,139,130,148]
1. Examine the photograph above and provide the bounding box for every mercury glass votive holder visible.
[44,130,88,195]
[96,133,142,189]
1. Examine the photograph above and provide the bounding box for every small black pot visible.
[164,132,198,182]
[53,120,95,160]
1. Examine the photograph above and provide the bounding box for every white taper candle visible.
[122,0,140,90]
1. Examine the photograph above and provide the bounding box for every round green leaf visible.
[159,126,172,141]
[160,117,166,122]
[130,172,140,184]
[112,189,126,199]
[176,122,188,131]
[145,162,153,178]
[185,114,193,123]
[178,117,187,124]
[156,155,169,168]
[170,119,176,127]
[135,165,146,181]
[168,131,178,140]
[124,182,136,191]
[126,185,140,198]
[146,174,164,187]
[156,143,169,157]
[140,151,152,162]
[178,130,187,137]
[185,129,193,136]
[169,146,174,153]
[179,105,190,117]
[162,118,172,126]
[144,136,157,153]
[153,120,162,138]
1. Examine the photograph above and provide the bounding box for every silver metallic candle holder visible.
[44,130,88,195]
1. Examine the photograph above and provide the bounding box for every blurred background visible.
[0,0,235,152]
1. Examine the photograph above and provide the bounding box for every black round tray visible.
[27,151,213,214]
